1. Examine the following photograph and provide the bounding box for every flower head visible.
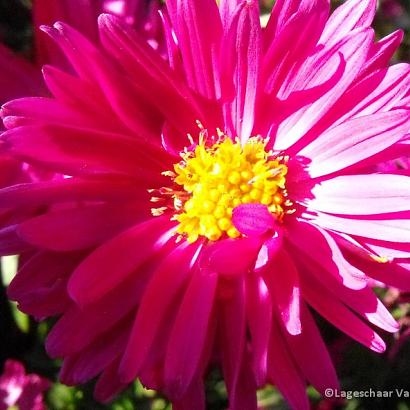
[0,360,50,410]
[1,0,410,408]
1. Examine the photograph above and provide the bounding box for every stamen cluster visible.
[165,136,288,242]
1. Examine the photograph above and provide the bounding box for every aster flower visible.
[0,360,50,410]
[1,0,410,409]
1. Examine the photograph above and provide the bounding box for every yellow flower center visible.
[151,132,290,243]
[154,135,289,243]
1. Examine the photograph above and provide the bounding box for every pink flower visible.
[1,0,410,409]
[0,360,50,410]
[381,0,405,19]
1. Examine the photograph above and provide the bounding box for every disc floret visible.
[154,135,289,243]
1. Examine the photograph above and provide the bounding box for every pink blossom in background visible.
[0,360,50,410]
[0,0,410,409]
[381,0,405,19]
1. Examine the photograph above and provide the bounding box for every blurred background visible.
[0,0,409,409]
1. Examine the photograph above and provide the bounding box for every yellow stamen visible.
[157,136,289,243]
[370,255,390,264]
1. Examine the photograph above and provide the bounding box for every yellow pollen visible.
[370,255,390,264]
[160,136,289,243]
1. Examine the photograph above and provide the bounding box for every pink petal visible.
[219,0,241,27]
[46,268,150,358]
[274,29,373,150]
[41,22,162,139]
[284,303,339,395]
[358,237,410,259]
[94,359,127,403]
[359,30,404,79]
[320,0,376,47]
[302,274,386,352]
[262,0,329,98]
[287,221,368,290]
[68,216,175,306]
[228,349,257,410]
[299,109,410,177]
[8,251,81,301]
[119,242,200,383]
[331,63,410,127]
[33,0,99,67]
[2,97,100,129]
[60,321,129,385]
[171,379,205,410]
[220,0,261,142]
[17,204,143,252]
[42,65,125,133]
[268,316,309,410]
[0,225,31,256]
[306,174,410,215]
[98,14,203,139]
[0,177,143,209]
[164,268,217,398]
[308,212,410,243]
[2,124,168,181]
[219,276,247,404]
[263,249,301,335]
[300,252,399,333]
[167,0,222,99]
[201,236,262,276]
[245,274,272,386]
[349,254,410,292]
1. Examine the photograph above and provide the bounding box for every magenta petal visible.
[302,275,386,352]
[119,242,200,383]
[359,30,404,79]
[228,350,258,410]
[171,379,206,410]
[0,177,143,209]
[68,216,175,306]
[309,212,410,243]
[232,203,275,236]
[307,174,410,215]
[268,316,309,410]
[167,0,222,99]
[350,254,410,292]
[94,359,127,403]
[219,277,247,405]
[274,28,373,150]
[60,322,129,385]
[202,236,262,276]
[46,270,149,359]
[299,109,410,177]
[264,249,301,335]
[320,0,376,47]
[284,304,339,395]
[164,268,217,398]
[246,274,271,386]
[17,204,144,252]
[287,221,368,290]
[0,225,31,256]
[220,0,261,142]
